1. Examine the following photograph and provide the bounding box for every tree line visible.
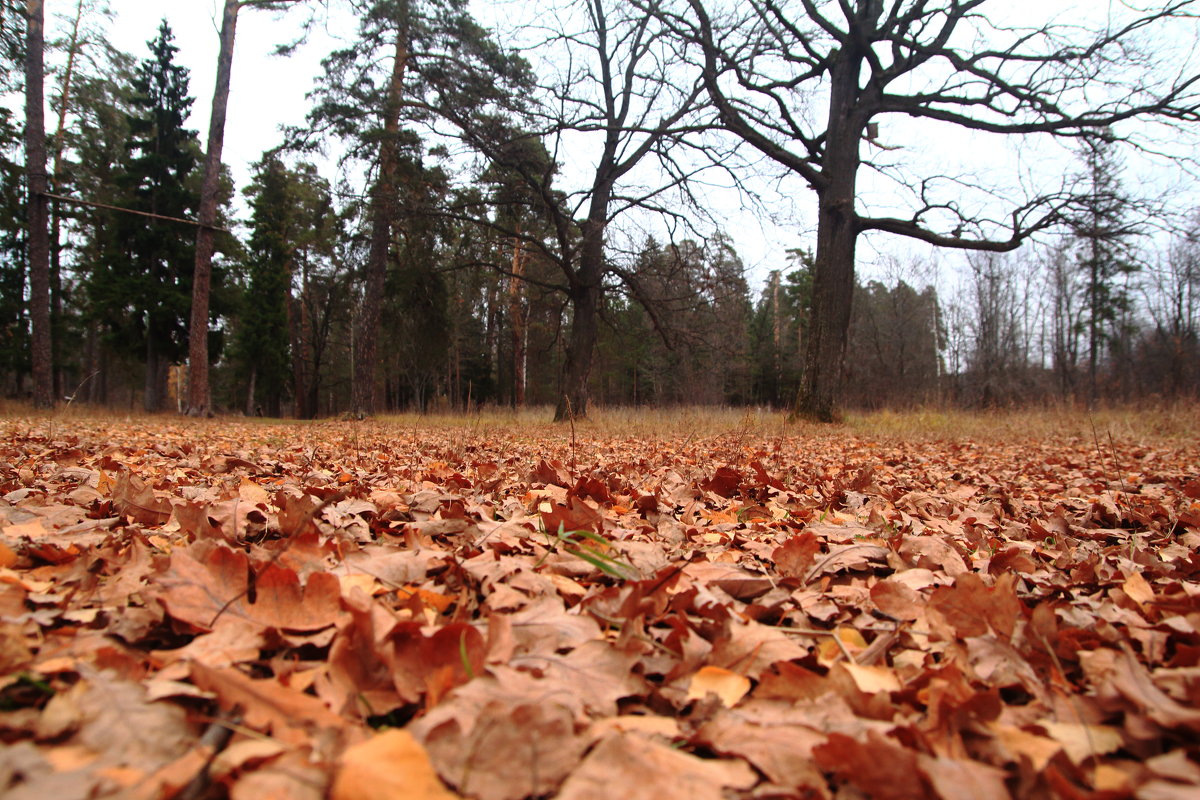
[2,0,1198,419]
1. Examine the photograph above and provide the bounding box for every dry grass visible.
[3,399,1195,446]
[844,403,1199,444]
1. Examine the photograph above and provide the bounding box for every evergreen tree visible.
[86,21,201,411]
[46,0,124,398]
[234,156,295,416]
[302,0,529,414]
[0,105,27,393]
[0,0,21,92]
[750,250,812,407]
[1069,132,1141,405]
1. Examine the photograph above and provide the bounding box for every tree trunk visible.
[49,0,84,399]
[24,0,53,409]
[245,364,257,416]
[792,42,866,423]
[555,219,605,421]
[187,0,239,417]
[555,283,601,421]
[1087,235,1100,408]
[352,17,409,415]
[287,274,310,418]
[509,237,527,408]
[144,334,160,411]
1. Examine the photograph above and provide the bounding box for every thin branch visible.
[39,191,233,233]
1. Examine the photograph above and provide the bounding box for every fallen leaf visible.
[556,732,756,800]
[687,665,751,706]
[1038,721,1124,764]
[332,729,460,800]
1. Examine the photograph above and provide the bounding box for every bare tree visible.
[1141,219,1200,396]
[24,0,51,408]
[437,0,722,420]
[662,0,1200,420]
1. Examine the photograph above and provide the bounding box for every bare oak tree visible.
[666,0,1200,420]
[438,0,716,421]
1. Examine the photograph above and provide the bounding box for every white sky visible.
[99,0,811,287]
[75,1,1200,292]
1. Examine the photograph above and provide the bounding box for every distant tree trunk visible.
[49,0,84,398]
[352,20,409,415]
[287,277,311,418]
[144,335,161,411]
[24,0,53,409]
[244,365,257,416]
[770,270,781,396]
[1086,234,1101,407]
[187,0,239,417]
[509,237,527,408]
[793,46,864,423]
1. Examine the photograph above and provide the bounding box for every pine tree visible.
[234,156,294,416]
[86,21,201,411]
[1069,133,1141,405]
[0,105,28,393]
[303,0,529,414]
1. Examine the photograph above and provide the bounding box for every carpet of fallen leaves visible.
[1,414,1199,800]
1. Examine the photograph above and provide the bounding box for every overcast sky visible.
[76,1,1200,291]
[105,2,330,191]
[98,0,826,287]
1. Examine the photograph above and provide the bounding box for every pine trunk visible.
[509,237,527,408]
[287,277,311,418]
[352,18,409,415]
[25,0,53,409]
[187,0,239,416]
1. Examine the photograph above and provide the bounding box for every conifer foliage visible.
[86,22,202,411]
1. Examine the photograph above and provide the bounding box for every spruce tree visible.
[0,106,28,392]
[235,156,298,417]
[1069,133,1141,405]
[86,21,201,411]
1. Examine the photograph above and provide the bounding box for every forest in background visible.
[1,1,1198,419]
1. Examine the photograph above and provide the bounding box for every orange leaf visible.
[332,730,461,800]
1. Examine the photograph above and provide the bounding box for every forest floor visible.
[1,406,1198,799]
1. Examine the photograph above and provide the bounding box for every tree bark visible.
[555,218,605,421]
[187,0,239,416]
[286,269,311,418]
[49,0,84,398]
[144,334,161,411]
[352,14,409,415]
[508,237,527,408]
[24,0,53,409]
[792,36,868,423]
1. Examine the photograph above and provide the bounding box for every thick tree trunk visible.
[187,0,239,417]
[795,193,859,421]
[24,0,53,409]
[555,284,600,421]
[792,42,866,423]
[352,20,408,415]
[555,220,605,422]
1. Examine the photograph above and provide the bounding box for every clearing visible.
[1,408,1198,799]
